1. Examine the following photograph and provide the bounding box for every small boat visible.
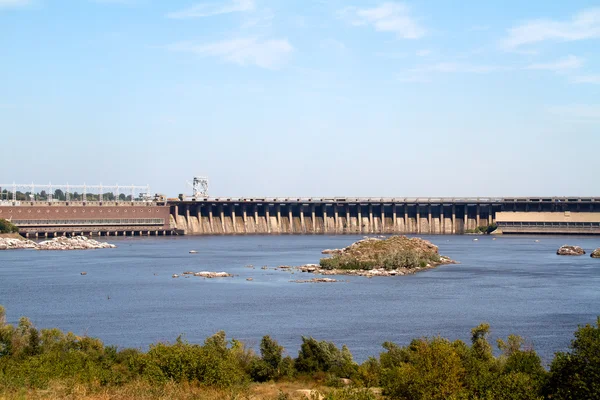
[189,250,198,254]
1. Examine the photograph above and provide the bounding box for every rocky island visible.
[557,245,586,256]
[300,236,456,277]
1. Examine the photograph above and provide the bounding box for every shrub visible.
[295,338,356,378]
[0,219,18,234]
[380,337,466,400]
[545,317,600,400]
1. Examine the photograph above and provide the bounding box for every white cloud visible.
[501,8,600,50]
[167,37,293,69]
[0,0,30,8]
[167,0,254,19]
[549,104,600,121]
[416,49,431,56]
[525,55,583,72]
[340,2,425,39]
[570,75,600,84]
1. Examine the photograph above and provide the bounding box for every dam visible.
[3,183,600,236]
[171,197,600,235]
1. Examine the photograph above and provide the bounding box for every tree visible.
[545,318,600,400]
[0,219,19,233]
[54,189,65,201]
[380,337,466,400]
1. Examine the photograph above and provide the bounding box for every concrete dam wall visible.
[171,200,498,235]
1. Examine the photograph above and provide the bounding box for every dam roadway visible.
[171,197,600,235]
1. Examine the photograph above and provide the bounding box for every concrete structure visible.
[4,196,600,237]
[170,197,600,235]
[495,211,600,234]
[0,201,173,237]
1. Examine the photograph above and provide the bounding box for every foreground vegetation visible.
[1,305,599,399]
[319,236,446,270]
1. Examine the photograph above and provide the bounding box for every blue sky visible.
[1,0,599,197]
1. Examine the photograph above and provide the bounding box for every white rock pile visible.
[37,236,116,250]
[0,237,37,250]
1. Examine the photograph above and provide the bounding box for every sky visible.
[1,0,599,197]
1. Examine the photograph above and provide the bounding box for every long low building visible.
[0,201,173,237]
[495,211,600,234]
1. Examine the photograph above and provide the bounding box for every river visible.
[1,234,599,363]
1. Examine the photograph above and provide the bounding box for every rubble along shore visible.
[0,236,115,251]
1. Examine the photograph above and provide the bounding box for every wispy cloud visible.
[0,0,31,8]
[166,37,293,69]
[411,62,511,74]
[501,7,600,50]
[339,2,425,39]
[416,49,431,57]
[549,104,600,121]
[525,55,583,72]
[167,0,254,19]
[570,75,600,84]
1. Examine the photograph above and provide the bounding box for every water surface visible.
[1,235,599,363]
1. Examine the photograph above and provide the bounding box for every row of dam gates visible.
[171,197,600,235]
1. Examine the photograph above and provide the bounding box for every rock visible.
[339,378,352,386]
[591,248,600,258]
[246,278,253,281]
[299,264,319,273]
[80,272,87,275]
[193,271,233,278]
[182,271,194,275]
[245,265,254,268]
[36,236,116,251]
[557,245,586,256]
[172,274,179,278]
[321,248,342,254]
[189,250,198,254]
[261,266,268,270]
[0,237,37,250]
[292,278,339,283]
[296,390,324,400]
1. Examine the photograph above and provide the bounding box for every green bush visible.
[545,317,600,400]
[0,219,18,234]
[295,337,356,378]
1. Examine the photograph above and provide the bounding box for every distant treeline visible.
[0,305,598,400]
